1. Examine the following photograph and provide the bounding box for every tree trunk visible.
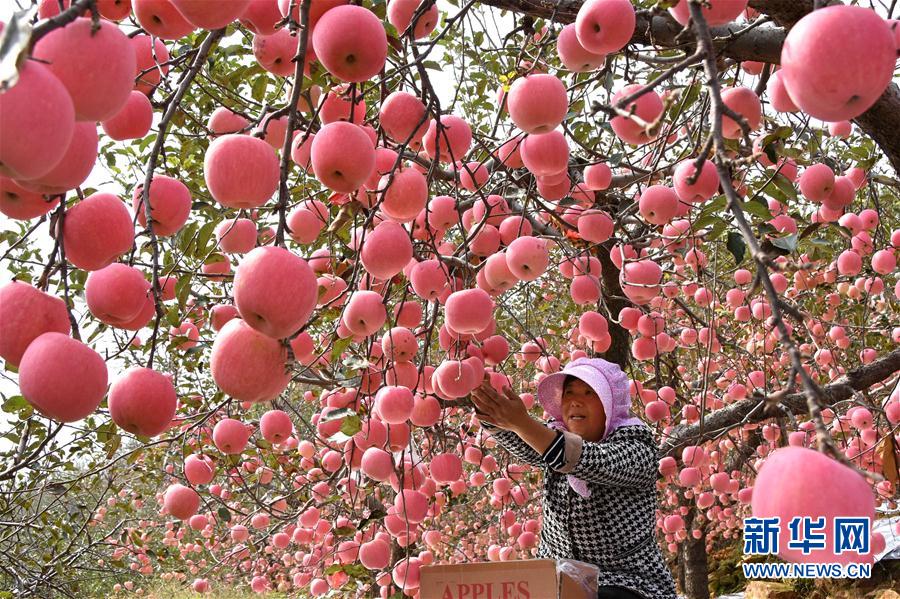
[680,507,710,599]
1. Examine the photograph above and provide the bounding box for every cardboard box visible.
[419,558,599,599]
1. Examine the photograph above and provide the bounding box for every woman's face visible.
[561,377,606,442]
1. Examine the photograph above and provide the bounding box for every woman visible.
[471,357,678,599]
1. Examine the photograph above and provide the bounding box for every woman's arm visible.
[479,421,546,467]
[471,373,559,465]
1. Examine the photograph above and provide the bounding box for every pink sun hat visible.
[536,356,646,441]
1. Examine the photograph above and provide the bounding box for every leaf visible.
[340,414,362,437]
[105,434,121,460]
[196,220,218,256]
[320,407,356,423]
[251,75,268,102]
[175,274,192,306]
[771,173,797,201]
[342,355,369,370]
[691,214,720,232]
[726,232,746,264]
[218,506,232,523]
[741,198,773,220]
[707,219,727,240]
[330,337,352,363]
[698,195,728,217]
[1,395,27,413]
[769,233,798,253]
[798,222,822,240]
[0,8,34,91]
[878,434,899,486]
[165,304,181,328]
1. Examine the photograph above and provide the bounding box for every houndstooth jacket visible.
[483,422,678,599]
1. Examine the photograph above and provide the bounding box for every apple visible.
[260,410,293,444]
[752,446,876,566]
[233,246,318,339]
[108,367,177,437]
[19,332,108,422]
[610,84,663,145]
[210,318,291,402]
[556,23,606,72]
[721,86,762,139]
[312,5,387,83]
[0,282,70,367]
[17,122,97,195]
[213,418,252,454]
[170,0,251,29]
[85,264,152,327]
[132,34,171,94]
[360,220,413,280]
[133,0,196,40]
[207,107,249,137]
[423,115,473,164]
[163,483,200,520]
[506,74,569,135]
[0,177,59,220]
[780,6,895,121]
[32,18,136,122]
[520,130,569,177]
[204,134,280,209]
[311,122,375,193]
[342,290,387,337]
[673,160,719,203]
[379,167,428,223]
[575,0,635,55]
[63,193,135,271]
[239,0,282,35]
[131,175,192,236]
[102,91,154,141]
[445,288,494,334]
[669,0,748,27]
[506,236,549,281]
[387,0,439,39]
[0,61,75,180]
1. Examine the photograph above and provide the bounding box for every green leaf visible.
[196,220,218,256]
[771,173,797,201]
[770,233,798,253]
[339,414,362,437]
[175,274,192,306]
[726,232,746,264]
[698,195,727,217]
[320,407,356,423]
[105,433,121,460]
[218,506,232,523]
[798,222,822,240]
[2,395,27,413]
[342,355,369,370]
[330,337,352,363]
[742,198,773,220]
[165,304,181,328]
[691,214,720,232]
[707,219,727,240]
[251,75,268,102]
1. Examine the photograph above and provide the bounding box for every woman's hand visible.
[470,372,530,432]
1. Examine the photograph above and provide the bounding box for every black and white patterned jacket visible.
[482,421,678,599]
